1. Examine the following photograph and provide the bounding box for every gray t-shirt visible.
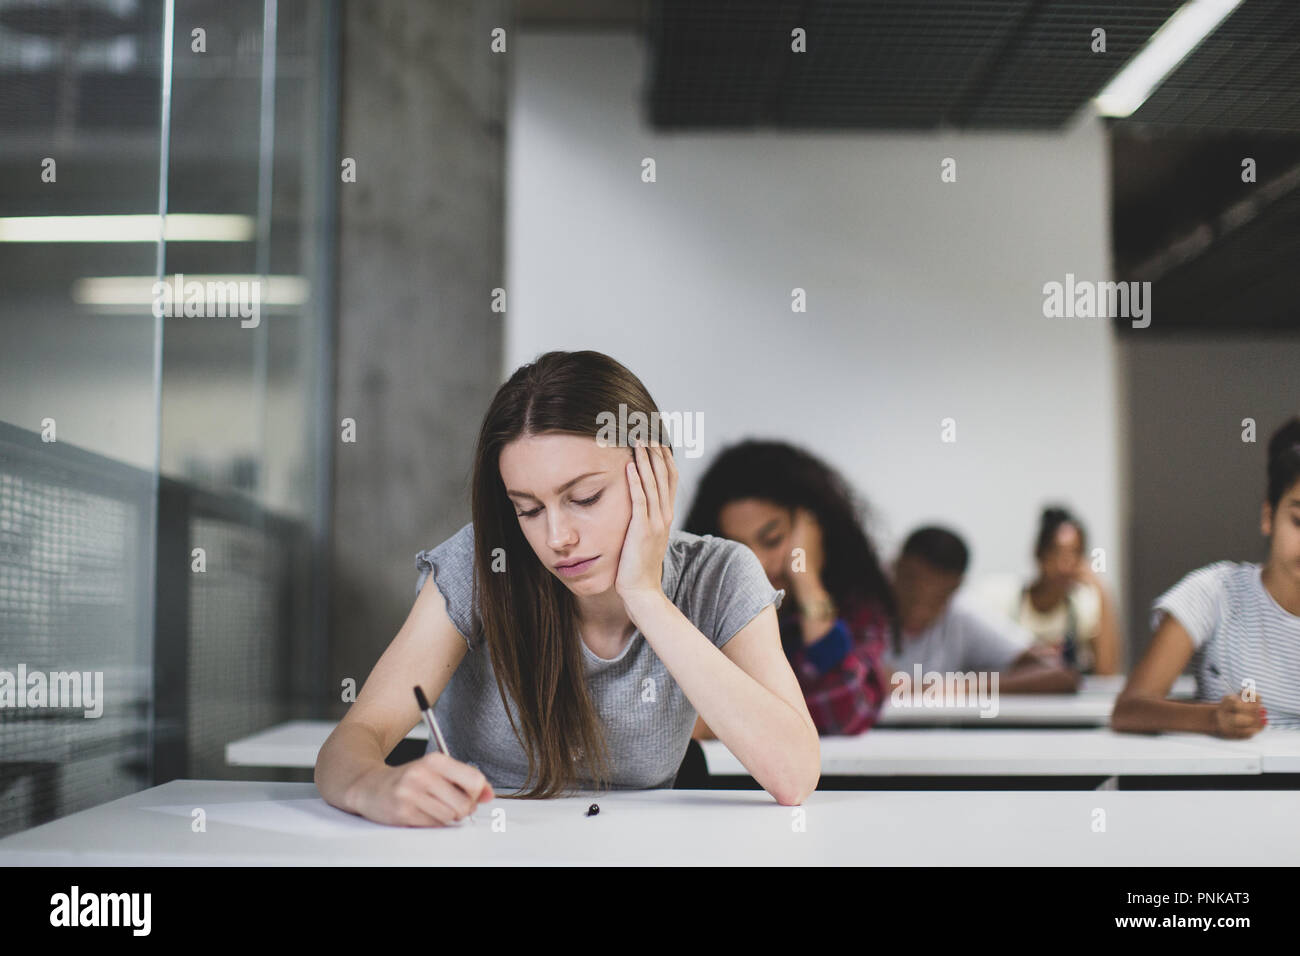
[414,522,785,792]
[883,599,1028,675]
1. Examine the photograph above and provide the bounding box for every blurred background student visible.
[683,440,896,736]
[889,526,1080,693]
[1113,418,1300,737]
[976,507,1121,675]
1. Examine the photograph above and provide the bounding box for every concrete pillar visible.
[330,0,509,716]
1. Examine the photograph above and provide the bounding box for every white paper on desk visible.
[140,798,392,837]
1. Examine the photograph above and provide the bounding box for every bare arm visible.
[997,651,1081,693]
[1090,581,1122,675]
[1110,614,1263,737]
[627,593,819,805]
[315,576,488,820]
[617,443,817,802]
[691,715,715,740]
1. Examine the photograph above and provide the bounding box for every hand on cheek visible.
[614,440,677,600]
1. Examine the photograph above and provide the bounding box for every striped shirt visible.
[1151,561,1300,729]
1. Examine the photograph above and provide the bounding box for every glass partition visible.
[0,0,335,837]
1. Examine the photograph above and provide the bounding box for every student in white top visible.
[1113,417,1300,737]
[888,527,1080,693]
[985,506,1122,675]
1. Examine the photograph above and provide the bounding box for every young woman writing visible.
[315,351,819,825]
[1112,418,1300,736]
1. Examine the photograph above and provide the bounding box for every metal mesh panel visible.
[964,0,1185,127]
[782,0,1031,128]
[0,429,152,838]
[1130,0,1300,133]
[184,516,290,780]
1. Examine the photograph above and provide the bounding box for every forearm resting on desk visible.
[1111,695,1214,734]
[1000,658,1081,694]
[627,592,818,804]
[315,721,389,813]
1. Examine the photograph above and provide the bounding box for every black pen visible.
[413,685,476,824]
[414,686,451,754]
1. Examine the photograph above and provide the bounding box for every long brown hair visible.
[470,350,668,798]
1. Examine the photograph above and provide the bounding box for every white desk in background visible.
[876,675,1196,727]
[701,729,1265,777]
[232,703,1286,784]
[234,716,1140,768]
[225,719,424,769]
[2,779,1297,866]
[229,676,1203,770]
[877,694,1114,726]
[1080,674,1195,697]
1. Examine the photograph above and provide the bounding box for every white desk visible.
[230,710,1287,780]
[877,694,1115,726]
[876,675,1196,727]
[232,714,1127,767]
[226,678,1200,767]
[1080,674,1196,697]
[222,680,1196,767]
[701,729,1262,777]
[1195,729,1300,773]
[2,780,1297,865]
[225,719,425,769]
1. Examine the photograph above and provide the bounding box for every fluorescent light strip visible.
[72,274,309,307]
[1094,0,1243,118]
[0,214,255,242]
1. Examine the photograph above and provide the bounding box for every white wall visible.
[506,32,1121,603]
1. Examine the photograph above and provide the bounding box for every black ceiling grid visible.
[1125,0,1300,134]
[961,0,1185,127]
[646,0,1186,130]
[774,0,1029,129]
[646,1,805,127]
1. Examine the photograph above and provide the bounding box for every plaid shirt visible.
[780,595,892,736]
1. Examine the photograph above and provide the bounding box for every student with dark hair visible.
[315,351,819,825]
[889,526,1080,693]
[982,506,1121,674]
[682,440,897,735]
[1113,417,1300,736]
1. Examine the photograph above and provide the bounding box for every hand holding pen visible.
[344,704,492,828]
[414,685,490,824]
[1210,669,1267,738]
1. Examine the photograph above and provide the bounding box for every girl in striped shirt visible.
[1113,417,1300,736]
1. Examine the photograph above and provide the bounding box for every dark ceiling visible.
[1127,0,1300,134]
[646,0,1186,129]
[642,0,1300,135]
